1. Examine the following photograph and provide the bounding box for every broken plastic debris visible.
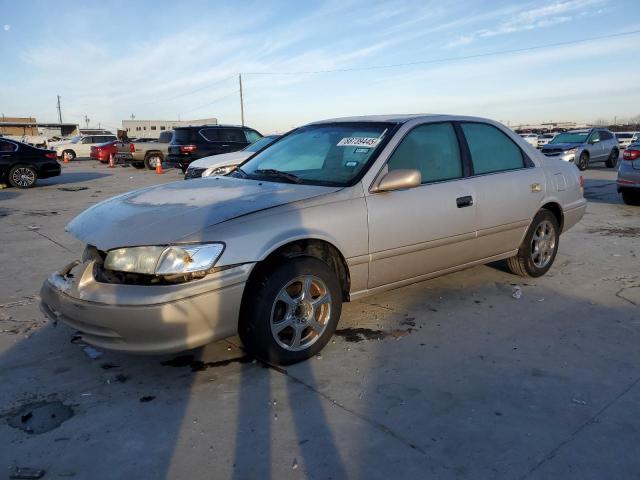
[83,346,103,359]
[292,458,299,470]
[27,225,40,231]
[512,286,523,299]
[571,398,587,406]
[9,467,45,479]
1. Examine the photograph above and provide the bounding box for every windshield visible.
[239,123,393,186]
[244,135,279,153]
[550,132,589,144]
[69,135,82,144]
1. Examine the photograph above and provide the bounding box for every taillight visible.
[129,143,135,153]
[45,152,57,159]
[180,145,197,153]
[623,149,640,161]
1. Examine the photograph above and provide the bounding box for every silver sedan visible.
[41,114,586,364]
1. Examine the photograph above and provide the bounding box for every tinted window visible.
[219,128,246,143]
[0,140,17,152]
[244,129,262,143]
[199,128,220,142]
[174,129,196,143]
[461,123,525,174]
[387,122,462,183]
[616,133,632,139]
[159,131,173,143]
[600,131,612,140]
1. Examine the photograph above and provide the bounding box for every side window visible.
[461,123,525,175]
[601,131,612,141]
[81,137,93,144]
[386,122,462,183]
[244,129,262,143]
[0,140,17,152]
[159,131,172,143]
[219,128,246,143]
[589,131,601,143]
[200,128,220,142]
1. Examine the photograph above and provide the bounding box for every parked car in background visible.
[54,134,118,161]
[632,132,640,144]
[519,133,539,148]
[541,128,619,170]
[166,124,263,172]
[618,143,640,205]
[115,130,173,169]
[184,134,280,179]
[0,138,60,188]
[41,114,586,364]
[90,141,118,163]
[537,133,557,147]
[615,132,637,150]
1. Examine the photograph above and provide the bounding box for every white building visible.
[121,118,218,137]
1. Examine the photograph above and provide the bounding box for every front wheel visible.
[506,209,560,277]
[144,153,162,170]
[8,165,37,188]
[577,152,589,171]
[605,149,619,168]
[239,257,342,365]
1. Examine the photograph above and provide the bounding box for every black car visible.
[166,124,263,172]
[0,139,61,188]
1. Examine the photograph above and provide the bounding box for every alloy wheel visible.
[11,167,36,187]
[270,275,332,352]
[530,220,556,269]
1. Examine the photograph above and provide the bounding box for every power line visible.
[243,29,640,76]
[182,89,240,114]
[163,75,236,102]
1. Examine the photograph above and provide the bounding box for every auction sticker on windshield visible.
[337,137,380,148]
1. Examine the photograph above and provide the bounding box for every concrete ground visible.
[0,158,638,480]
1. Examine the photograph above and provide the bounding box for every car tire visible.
[8,165,37,188]
[144,152,162,170]
[239,256,342,365]
[605,149,618,168]
[622,191,640,206]
[62,149,76,161]
[132,162,146,169]
[577,152,589,171]
[506,209,560,278]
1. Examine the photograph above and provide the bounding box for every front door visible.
[366,122,477,289]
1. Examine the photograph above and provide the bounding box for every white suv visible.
[55,134,117,160]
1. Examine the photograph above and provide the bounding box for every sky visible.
[1,0,639,134]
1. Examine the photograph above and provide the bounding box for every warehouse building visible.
[122,118,218,137]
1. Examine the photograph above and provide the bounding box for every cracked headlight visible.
[104,243,224,275]
[202,164,237,178]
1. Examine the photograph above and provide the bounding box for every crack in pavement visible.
[520,374,640,479]
[616,285,639,307]
[32,230,75,253]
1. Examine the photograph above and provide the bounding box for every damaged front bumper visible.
[40,260,253,354]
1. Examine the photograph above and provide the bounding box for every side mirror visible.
[373,169,421,192]
[590,138,600,144]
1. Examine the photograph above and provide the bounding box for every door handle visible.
[456,195,474,208]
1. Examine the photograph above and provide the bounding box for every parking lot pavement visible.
[1,160,638,479]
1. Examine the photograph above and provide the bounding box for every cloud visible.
[3,24,10,31]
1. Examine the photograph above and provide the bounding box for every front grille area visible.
[542,149,563,156]
[184,167,206,179]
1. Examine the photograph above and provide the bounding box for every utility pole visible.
[56,95,63,123]
[84,115,90,128]
[239,73,244,127]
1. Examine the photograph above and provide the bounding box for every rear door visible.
[219,127,249,153]
[459,122,545,259]
[366,121,477,288]
[0,140,19,175]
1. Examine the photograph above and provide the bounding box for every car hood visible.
[66,176,340,251]
[542,142,581,150]
[188,151,250,170]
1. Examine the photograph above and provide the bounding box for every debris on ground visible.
[26,225,40,231]
[334,327,413,342]
[139,396,156,403]
[9,467,46,479]
[57,186,88,192]
[292,458,299,470]
[82,346,103,359]
[7,401,74,434]
[512,286,523,299]
[572,398,588,406]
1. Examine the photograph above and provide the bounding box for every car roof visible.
[307,114,502,125]
[174,124,248,129]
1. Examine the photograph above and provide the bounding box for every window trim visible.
[0,139,19,152]
[457,121,534,178]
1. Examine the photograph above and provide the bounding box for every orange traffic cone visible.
[155,160,163,174]
[108,153,115,168]
[63,152,69,164]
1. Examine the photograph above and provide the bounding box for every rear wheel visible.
[8,165,37,188]
[622,191,640,206]
[507,209,560,277]
[144,152,162,170]
[239,256,342,365]
[605,149,619,168]
[62,149,76,161]
[577,152,589,171]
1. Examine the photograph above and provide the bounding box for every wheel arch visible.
[540,201,564,232]
[247,237,351,302]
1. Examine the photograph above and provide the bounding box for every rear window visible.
[219,128,246,142]
[199,128,220,142]
[173,128,197,143]
[616,133,632,139]
[159,131,173,143]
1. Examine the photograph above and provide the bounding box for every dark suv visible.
[166,125,263,172]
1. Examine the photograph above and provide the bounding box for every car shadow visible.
[583,178,622,205]
[39,172,112,186]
